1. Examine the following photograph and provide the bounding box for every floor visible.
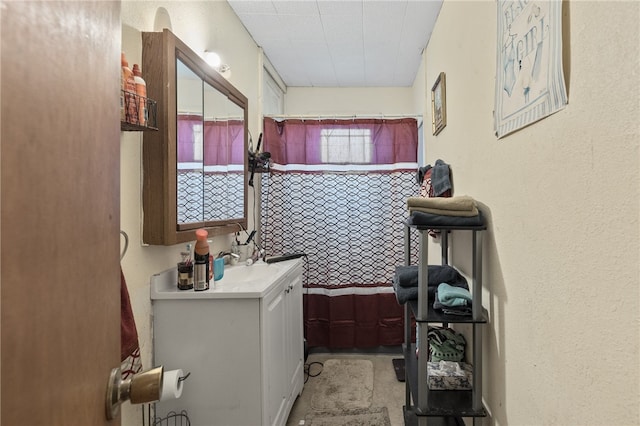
[286,351,406,426]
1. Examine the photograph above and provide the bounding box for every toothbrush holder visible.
[213,257,224,281]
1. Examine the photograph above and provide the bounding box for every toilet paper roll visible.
[160,369,184,401]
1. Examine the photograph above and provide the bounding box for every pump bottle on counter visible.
[194,229,210,291]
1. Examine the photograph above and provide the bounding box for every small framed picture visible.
[431,72,447,135]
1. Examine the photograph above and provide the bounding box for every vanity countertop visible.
[150,258,302,300]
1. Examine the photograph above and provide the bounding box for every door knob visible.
[106,366,164,420]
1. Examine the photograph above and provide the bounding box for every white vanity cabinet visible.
[262,268,304,426]
[151,259,304,426]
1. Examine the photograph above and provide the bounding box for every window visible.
[320,128,372,164]
[192,123,203,162]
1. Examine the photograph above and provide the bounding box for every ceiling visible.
[227,0,443,88]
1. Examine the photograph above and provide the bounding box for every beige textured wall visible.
[119,2,260,425]
[423,1,639,424]
[284,86,418,116]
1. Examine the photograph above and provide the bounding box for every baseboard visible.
[308,345,403,355]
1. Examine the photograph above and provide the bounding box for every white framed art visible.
[494,0,568,138]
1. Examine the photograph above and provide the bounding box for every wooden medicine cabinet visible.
[142,29,248,245]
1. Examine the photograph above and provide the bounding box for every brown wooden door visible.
[1,2,122,425]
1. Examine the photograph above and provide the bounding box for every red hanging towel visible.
[120,267,142,379]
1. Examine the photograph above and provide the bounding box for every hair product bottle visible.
[121,52,137,124]
[177,243,193,290]
[132,64,147,126]
[194,229,210,291]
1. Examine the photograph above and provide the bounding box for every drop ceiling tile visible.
[317,1,363,16]
[272,0,320,15]
[322,15,363,42]
[277,14,325,40]
[363,1,406,27]
[336,70,367,87]
[234,14,286,41]
[328,43,363,58]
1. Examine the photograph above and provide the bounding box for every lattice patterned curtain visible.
[261,117,419,348]
[177,115,245,222]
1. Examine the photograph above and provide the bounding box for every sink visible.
[150,260,297,299]
[221,262,281,283]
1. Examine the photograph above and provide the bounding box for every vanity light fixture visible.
[204,50,231,79]
[204,50,221,68]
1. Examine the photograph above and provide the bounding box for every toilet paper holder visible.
[178,371,191,384]
[106,366,164,420]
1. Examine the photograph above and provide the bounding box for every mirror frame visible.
[142,29,248,245]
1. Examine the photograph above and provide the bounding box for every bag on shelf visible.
[427,326,466,362]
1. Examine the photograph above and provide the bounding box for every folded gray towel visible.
[409,206,479,217]
[392,278,418,304]
[395,265,468,289]
[392,265,469,305]
[408,210,485,227]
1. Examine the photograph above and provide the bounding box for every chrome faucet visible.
[218,251,240,265]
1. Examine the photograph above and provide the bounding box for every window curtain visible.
[178,116,245,166]
[261,117,419,349]
[203,119,245,166]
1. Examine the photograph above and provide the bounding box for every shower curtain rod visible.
[264,113,424,120]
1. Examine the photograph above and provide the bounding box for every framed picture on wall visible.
[493,0,567,138]
[431,72,446,135]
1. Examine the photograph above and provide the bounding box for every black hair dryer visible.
[248,133,270,186]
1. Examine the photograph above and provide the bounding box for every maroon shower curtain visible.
[261,117,418,349]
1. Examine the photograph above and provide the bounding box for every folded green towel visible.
[437,283,472,307]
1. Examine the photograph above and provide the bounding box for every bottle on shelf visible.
[121,52,138,125]
[194,229,210,291]
[132,64,147,126]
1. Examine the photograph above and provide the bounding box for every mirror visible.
[142,29,248,245]
[176,59,204,225]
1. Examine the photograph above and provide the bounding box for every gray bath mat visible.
[310,359,374,411]
[304,406,391,426]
